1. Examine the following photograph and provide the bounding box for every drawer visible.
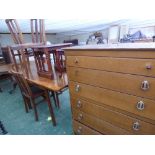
[73,120,101,135]
[69,81,155,122]
[68,67,155,100]
[73,110,131,135]
[66,56,155,77]
[71,97,155,134]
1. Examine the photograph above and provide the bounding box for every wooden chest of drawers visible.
[64,43,155,135]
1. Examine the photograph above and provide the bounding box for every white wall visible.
[0,33,70,46]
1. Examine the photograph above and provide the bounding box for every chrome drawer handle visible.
[77,100,82,108]
[74,58,79,64]
[136,101,145,110]
[78,113,83,121]
[133,122,140,131]
[141,80,149,90]
[77,129,81,134]
[75,84,80,92]
[76,126,82,134]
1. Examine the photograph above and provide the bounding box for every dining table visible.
[3,43,72,106]
[10,43,71,90]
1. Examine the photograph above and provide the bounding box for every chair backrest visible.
[30,19,46,44]
[10,64,32,96]
[5,19,24,44]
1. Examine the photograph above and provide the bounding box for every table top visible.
[31,43,72,50]
[11,43,72,50]
[26,61,68,91]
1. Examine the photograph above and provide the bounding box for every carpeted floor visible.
[0,79,73,135]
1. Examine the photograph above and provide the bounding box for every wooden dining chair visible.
[5,19,24,44]
[10,64,56,126]
[30,19,46,44]
[5,19,35,66]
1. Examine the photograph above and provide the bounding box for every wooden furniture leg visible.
[45,90,56,126]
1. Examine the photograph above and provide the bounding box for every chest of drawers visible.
[64,43,155,135]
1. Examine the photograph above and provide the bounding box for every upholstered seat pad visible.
[30,85,44,95]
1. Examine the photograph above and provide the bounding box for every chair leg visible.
[31,98,39,121]
[55,92,60,108]
[26,98,32,109]
[22,96,29,113]
[51,91,57,108]
[45,90,56,126]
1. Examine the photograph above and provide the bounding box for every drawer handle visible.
[77,126,82,134]
[78,113,83,121]
[141,80,149,91]
[136,101,145,110]
[77,129,81,134]
[77,100,82,108]
[133,122,140,131]
[75,84,80,92]
[146,64,152,70]
[74,58,79,64]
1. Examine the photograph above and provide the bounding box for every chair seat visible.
[30,85,44,95]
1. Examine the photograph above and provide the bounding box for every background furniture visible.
[0,47,12,64]
[0,46,13,93]
[0,120,8,135]
[65,43,155,135]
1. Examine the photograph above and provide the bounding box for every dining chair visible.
[30,19,62,108]
[5,19,36,66]
[5,19,24,44]
[10,64,56,126]
[30,19,46,44]
[5,19,30,74]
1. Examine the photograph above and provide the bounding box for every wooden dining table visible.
[3,43,72,106]
[9,43,72,89]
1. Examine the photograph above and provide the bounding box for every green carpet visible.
[0,79,73,135]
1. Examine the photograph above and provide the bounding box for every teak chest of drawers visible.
[64,43,155,135]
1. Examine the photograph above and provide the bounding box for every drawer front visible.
[71,97,155,134]
[66,56,155,77]
[68,67,155,100]
[69,81,155,122]
[73,110,131,135]
[73,120,101,135]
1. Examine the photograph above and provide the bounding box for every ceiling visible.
[0,19,126,36]
[1,19,155,36]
